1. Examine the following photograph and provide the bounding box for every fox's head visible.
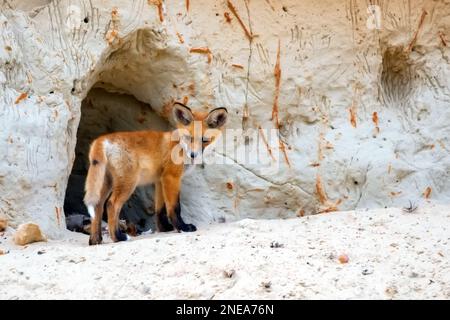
[172,102,228,162]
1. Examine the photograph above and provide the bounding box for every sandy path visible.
[0,204,449,299]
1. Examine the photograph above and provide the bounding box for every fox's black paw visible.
[159,223,175,232]
[156,215,175,232]
[115,230,130,242]
[89,235,102,246]
[179,223,197,232]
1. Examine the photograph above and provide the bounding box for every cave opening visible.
[380,45,421,109]
[63,86,171,235]
[62,28,194,235]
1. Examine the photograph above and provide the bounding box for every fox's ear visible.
[206,107,228,129]
[173,102,193,126]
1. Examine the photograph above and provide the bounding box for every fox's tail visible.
[83,139,107,217]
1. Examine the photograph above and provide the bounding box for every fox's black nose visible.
[190,152,197,159]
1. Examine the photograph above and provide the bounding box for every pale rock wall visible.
[0,0,449,238]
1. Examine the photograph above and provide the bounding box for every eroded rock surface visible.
[0,1,449,237]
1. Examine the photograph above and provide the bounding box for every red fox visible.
[83,103,228,245]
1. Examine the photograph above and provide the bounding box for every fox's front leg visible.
[154,181,174,232]
[161,172,197,232]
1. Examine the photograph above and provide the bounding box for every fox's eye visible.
[202,137,211,143]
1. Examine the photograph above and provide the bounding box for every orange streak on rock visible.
[55,207,61,227]
[227,0,253,41]
[111,7,119,17]
[189,47,212,63]
[272,40,281,124]
[105,7,120,44]
[258,126,276,162]
[189,47,211,54]
[297,209,305,217]
[224,12,232,23]
[438,31,447,47]
[148,0,164,22]
[316,175,328,205]
[318,199,342,214]
[349,101,357,128]
[14,92,27,104]
[317,133,324,162]
[279,138,291,168]
[158,3,164,22]
[106,30,118,44]
[423,187,432,199]
[372,111,380,133]
[176,32,184,44]
[269,40,290,168]
[405,10,428,53]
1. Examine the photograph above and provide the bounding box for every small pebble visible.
[338,254,349,264]
[362,268,373,275]
[223,269,235,278]
[270,241,284,248]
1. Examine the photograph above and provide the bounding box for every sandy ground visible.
[0,203,449,300]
